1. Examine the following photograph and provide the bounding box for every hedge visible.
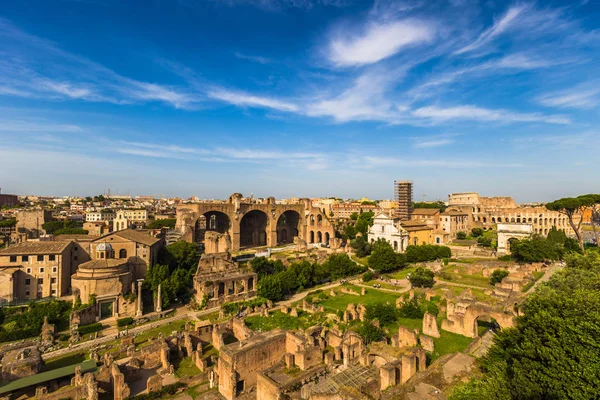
[77,322,103,335]
[405,245,452,263]
[116,317,134,328]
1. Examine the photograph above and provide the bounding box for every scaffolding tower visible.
[394,180,413,220]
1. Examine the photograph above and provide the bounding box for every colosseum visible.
[175,193,336,252]
[448,192,574,236]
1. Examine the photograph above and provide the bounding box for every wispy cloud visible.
[208,88,299,112]
[234,52,271,64]
[412,105,570,125]
[0,119,82,133]
[362,155,524,168]
[537,83,600,109]
[0,18,201,109]
[412,136,454,148]
[454,4,527,55]
[327,19,435,67]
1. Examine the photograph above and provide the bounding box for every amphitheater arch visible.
[276,210,300,245]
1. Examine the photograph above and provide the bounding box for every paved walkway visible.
[525,262,563,294]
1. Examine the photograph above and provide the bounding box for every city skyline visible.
[1,0,599,202]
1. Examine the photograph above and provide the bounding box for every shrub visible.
[362,271,374,282]
[356,322,384,344]
[408,267,435,288]
[135,382,185,400]
[117,317,134,328]
[471,228,484,237]
[78,322,103,335]
[490,269,509,285]
[405,245,452,263]
[399,298,424,319]
[456,231,467,240]
[498,255,512,261]
[365,302,399,325]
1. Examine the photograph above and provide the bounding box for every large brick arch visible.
[176,194,335,252]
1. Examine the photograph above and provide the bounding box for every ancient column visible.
[136,280,143,317]
[156,284,162,313]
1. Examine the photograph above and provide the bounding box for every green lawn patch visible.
[319,285,400,312]
[44,352,87,371]
[430,331,473,361]
[175,356,201,378]
[387,267,416,280]
[135,319,189,349]
[245,310,307,332]
[521,271,545,292]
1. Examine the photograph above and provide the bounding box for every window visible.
[25,279,31,285]
[38,278,44,284]
[39,267,44,273]
[52,267,57,273]
[22,255,29,262]
[51,289,57,295]
[26,268,31,274]
[9,255,16,262]
[119,249,127,258]
[51,277,57,284]
[74,256,78,261]
[25,291,30,296]
[49,255,56,261]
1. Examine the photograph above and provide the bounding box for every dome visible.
[96,243,113,251]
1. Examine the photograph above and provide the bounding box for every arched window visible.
[119,249,127,258]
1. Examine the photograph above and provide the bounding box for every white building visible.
[113,209,148,231]
[86,210,116,223]
[367,213,409,253]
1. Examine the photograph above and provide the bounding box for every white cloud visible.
[454,4,527,55]
[537,84,600,109]
[413,138,453,148]
[0,119,82,133]
[328,19,435,67]
[208,88,299,112]
[362,156,523,168]
[234,52,271,64]
[412,105,570,125]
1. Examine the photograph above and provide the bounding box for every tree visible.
[159,241,200,272]
[450,252,600,400]
[350,212,359,221]
[362,271,375,282]
[365,302,398,325]
[490,269,509,285]
[42,221,66,234]
[456,231,467,240]
[579,194,600,246]
[257,275,284,301]
[368,239,406,272]
[350,235,371,258]
[511,237,561,262]
[250,257,285,278]
[408,267,435,288]
[546,196,593,253]
[323,253,365,280]
[471,228,484,237]
[356,322,384,344]
[147,218,177,229]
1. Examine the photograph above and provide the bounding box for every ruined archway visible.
[240,210,268,248]
[276,210,300,245]
[317,231,323,243]
[194,211,231,246]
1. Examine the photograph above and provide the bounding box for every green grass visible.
[430,331,474,361]
[245,310,307,331]
[175,357,201,378]
[135,319,189,349]
[387,317,423,334]
[351,255,369,266]
[438,265,493,288]
[319,285,400,312]
[387,267,416,280]
[44,352,87,371]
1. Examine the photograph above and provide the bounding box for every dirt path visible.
[525,262,563,293]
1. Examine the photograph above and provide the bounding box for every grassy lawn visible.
[45,352,87,370]
[318,285,400,312]
[351,255,369,266]
[135,319,189,349]
[386,266,416,280]
[430,330,474,361]
[174,356,201,378]
[245,310,308,331]
[438,265,493,288]
[387,317,423,333]
[363,280,404,291]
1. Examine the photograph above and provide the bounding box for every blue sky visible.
[1,0,599,202]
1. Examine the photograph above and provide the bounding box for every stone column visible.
[156,284,162,313]
[136,280,143,317]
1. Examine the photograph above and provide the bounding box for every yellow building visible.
[401,220,434,246]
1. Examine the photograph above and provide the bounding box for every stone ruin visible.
[40,316,55,348]
[343,303,367,322]
[422,312,440,338]
[1,346,44,382]
[441,292,516,338]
